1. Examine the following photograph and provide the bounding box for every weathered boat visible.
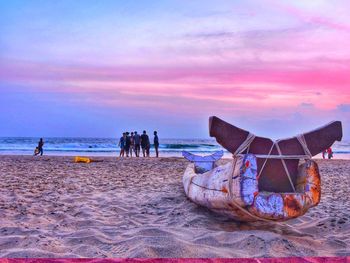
[183,116,342,222]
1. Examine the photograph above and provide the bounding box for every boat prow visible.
[182,117,342,222]
[183,154,321,222]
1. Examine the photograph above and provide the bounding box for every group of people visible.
[322,147,333,159]
[118,130,159,158]
[33,136,333,160]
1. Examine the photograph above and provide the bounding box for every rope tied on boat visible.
[224,133,268,222]
[230,132,313,193]
[296,134,312,159]
[232,132,256,156]
[187,132,314,222]
[227,132,315,221]
[228,133,255,199]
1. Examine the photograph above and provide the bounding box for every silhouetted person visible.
[124,132,131,157]
[327,147,333,159]
[130,132,135,157]
[118,133,125,157]
[134,131,141,157]
[154,131,159,158]
[141,130,150,157]
[35,138,44,156]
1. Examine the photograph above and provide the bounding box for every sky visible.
[0,0,349,139]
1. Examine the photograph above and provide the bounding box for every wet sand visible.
[0,155,349,258]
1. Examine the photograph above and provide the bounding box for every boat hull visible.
[183,154,321,222]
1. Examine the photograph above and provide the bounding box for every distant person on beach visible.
[124,132,131,157]
[327,147,333,159]
[141,130,150,157]
[322,149,327,159]
[34,138,44,156]
[154,131,159,158]
[130,132,135,157]
[118,133,125,157]
[134,131,141,157]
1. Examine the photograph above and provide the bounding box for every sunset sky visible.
[1,0,349,139]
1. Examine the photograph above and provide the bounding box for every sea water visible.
[0,137,349,159]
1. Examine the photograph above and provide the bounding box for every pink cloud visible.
[1,59,349,116]
[269,1,350,32]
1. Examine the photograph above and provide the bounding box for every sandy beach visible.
[0,155,349,258]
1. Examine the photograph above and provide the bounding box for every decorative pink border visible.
[0,258,349,263]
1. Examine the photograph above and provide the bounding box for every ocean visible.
[0,137,349,159]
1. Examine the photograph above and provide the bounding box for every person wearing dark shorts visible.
[118,133,125,157]
[124,132,131,157]
[141,130,150,157]
[154,131,159,158]
[130,132,135,157]
[134,131,141,157]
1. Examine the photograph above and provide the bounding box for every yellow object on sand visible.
[74,156,91,163]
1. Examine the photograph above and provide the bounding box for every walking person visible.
[141,130,150,157]
[134,131,141,157]
[322,149,327,159]
[327,147,333,159]
[154,131,159,158]
[34,138,44,156]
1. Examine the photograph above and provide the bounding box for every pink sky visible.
[0,0,349,138]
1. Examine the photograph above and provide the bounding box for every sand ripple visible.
[0,156,349,257]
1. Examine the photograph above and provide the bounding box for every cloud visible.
[2,59,350,88]
[300,102,314,107]
[185,25,314,40]
[1,59,349,117]
[337,104,350,112]
[1,1,350,138]
[267,1,350,32]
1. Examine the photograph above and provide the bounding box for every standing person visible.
[35,138,44,156]
[118,133,125,157]
[134,131,141,157]
[130,132,135,157]
[154,131,159,158]
[327,147,333,159]
[322,149,327,159]
[124,132,131,157]
[141,130,150,157]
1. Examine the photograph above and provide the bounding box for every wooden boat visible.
[182,117,342,222]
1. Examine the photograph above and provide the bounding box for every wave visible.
[0,147,222,153]
[0,138,349,157]
[161,143,216,149]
